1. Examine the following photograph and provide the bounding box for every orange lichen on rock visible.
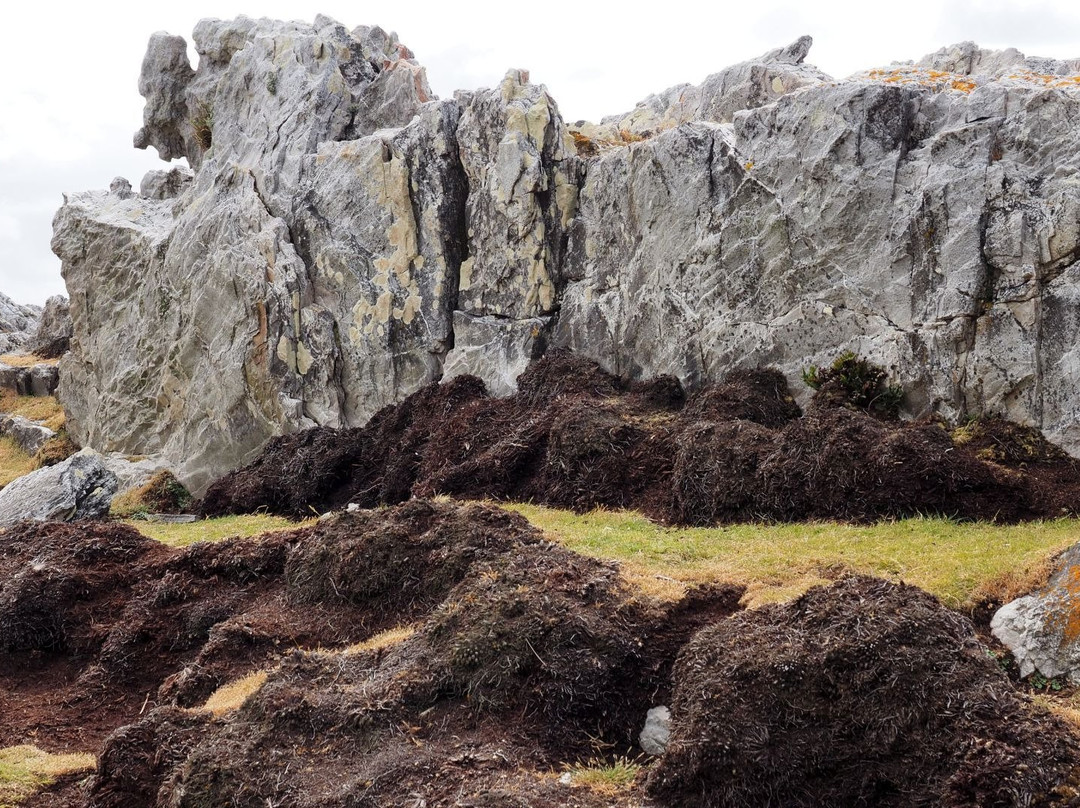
[860,66,978,93]
[1048,565,1080,647]
[1005,70,1080,90]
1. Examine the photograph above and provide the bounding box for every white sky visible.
[1,0,1078,304]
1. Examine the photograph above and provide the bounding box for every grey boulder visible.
[0,449,117,525]
[639,705,671,756]
[28,295,72,358]
[991,542,1080,682]
[0,415,55,455]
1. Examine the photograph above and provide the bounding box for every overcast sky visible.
[1,0,1078,305]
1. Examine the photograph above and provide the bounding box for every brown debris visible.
[199,352,1080,525]
[648,576,1080,808]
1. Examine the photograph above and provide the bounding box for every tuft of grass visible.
[564,756,641,795]
[0,393,64,431]
[505,503,1079,610]
[110,471,191,518]
[190,100,214,150]
[344,624,416,655]
[125,514,312,547]
[0,438,38,488]
[0,355,59,368]
[34,432,78,468]
[200,670,270,716]
[0,745,94,807]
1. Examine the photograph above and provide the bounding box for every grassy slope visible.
[505,504,1078,609]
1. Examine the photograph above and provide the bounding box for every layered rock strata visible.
[52,20,1080,492]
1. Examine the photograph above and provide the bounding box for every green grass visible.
[505,504,1080,609]
[0,746,94,807]
[124,514,311,547]
[565,756,641,795]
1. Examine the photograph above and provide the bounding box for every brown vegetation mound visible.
[0,501,545,749]
[69,503,744,808]
[199,352,1080,525]
[648,576,1080,808]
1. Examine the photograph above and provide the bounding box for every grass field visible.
[124,513,309,547]
[505,504,1078,609]
[121,504,1078,611]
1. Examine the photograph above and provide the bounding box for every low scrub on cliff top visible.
[506,503,1077,610]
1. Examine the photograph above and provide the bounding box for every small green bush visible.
[803,350,903,417]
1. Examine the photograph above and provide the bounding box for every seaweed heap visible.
[199,352,1080,525]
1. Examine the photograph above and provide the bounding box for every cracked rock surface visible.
[52,20,1080,492]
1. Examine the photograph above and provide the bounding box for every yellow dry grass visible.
[126,514,312,547]
[0,437,38,488]
[0,393,64,431]
[344,624,417,655]
[199,670,270,716]
[506,504,1080,610]
[564,756,641,796]
[0,355,59,368]
[0,745,94,807]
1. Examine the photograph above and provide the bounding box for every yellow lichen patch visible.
[0,745,95,807]
[1044,565,1080,646]
[199,670,270,716]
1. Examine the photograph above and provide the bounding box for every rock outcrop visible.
[0,449,117,525]
[0,293,41,355]
[992,543,1080,682]
[52,20,1080,492]
[28,295,72,358]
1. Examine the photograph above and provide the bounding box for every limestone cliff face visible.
[52,19,1080,492]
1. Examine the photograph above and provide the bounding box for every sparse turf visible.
[200,670,270,716]
[0,437,38,488]
[0,745,94,807]
[0,393,64,431]
[0,355,59,368]
[565,756,641,795]
[506,503,1079,609]
[124,514,310,547]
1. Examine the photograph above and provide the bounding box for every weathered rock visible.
[602,36,830,137]
[992,543,1080,682]
[53,22,1080,491]
[97,453,171,494]
[0,415,55,455]
[29,364,59,396]
[639,705,670,756]
[556,60,1080,453]
[442,312,549,396]
[28,295,72,358]
[139,167,193,200]
[917,41,1080,78]
[0,293,41,355]
[0,449,117,524]
[455,69,579,321]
